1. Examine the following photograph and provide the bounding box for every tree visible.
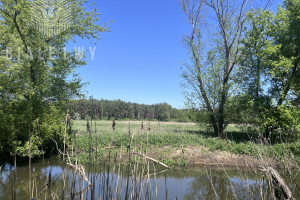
[239,9,274,110]
[180,0,248,137]
[239,0,300,138]
[265,0,300,106]
[155,103,171,121]
[0,0,108,156]
[74,112,81,120]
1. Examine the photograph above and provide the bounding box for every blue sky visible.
[74,0,282,108]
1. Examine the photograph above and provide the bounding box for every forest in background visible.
[69,99,192,122]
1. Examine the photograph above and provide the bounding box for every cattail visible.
[63,108,70,160]
[112,118,116,131]
[147,121,151,131]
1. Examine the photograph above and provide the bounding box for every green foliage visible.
[84,114,91,121]
[0,0,108,157]
[74,112,81,120]
[233,0,300,139]
[16,135,43,157]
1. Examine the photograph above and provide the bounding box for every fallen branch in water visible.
[148,168,169,176]
[260,166,294,200]
[67,162,91,186]
[52,139,71,163]
[131,152,170,168]
[52,139,91,186]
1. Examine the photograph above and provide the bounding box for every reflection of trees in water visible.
[1,160,299,199]
[184,174,234,199]
[183,172,273,200]
[0,160,156,199]
[0,161,70,200]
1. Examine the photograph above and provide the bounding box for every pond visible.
[0,158,299,199]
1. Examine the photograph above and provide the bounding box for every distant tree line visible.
[70,99,192,122]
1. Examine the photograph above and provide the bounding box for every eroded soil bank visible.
[147,145,281,168]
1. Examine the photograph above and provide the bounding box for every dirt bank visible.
[140,145,282,168]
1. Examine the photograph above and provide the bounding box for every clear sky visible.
[74,0,283,108]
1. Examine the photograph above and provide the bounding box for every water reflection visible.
[0,158,299,199]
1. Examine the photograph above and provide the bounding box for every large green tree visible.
[239,0,300,139]
[0,0,108,157]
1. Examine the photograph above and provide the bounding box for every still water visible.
[0,158,299,199]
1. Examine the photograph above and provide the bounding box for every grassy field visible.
[72,120,300,167]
